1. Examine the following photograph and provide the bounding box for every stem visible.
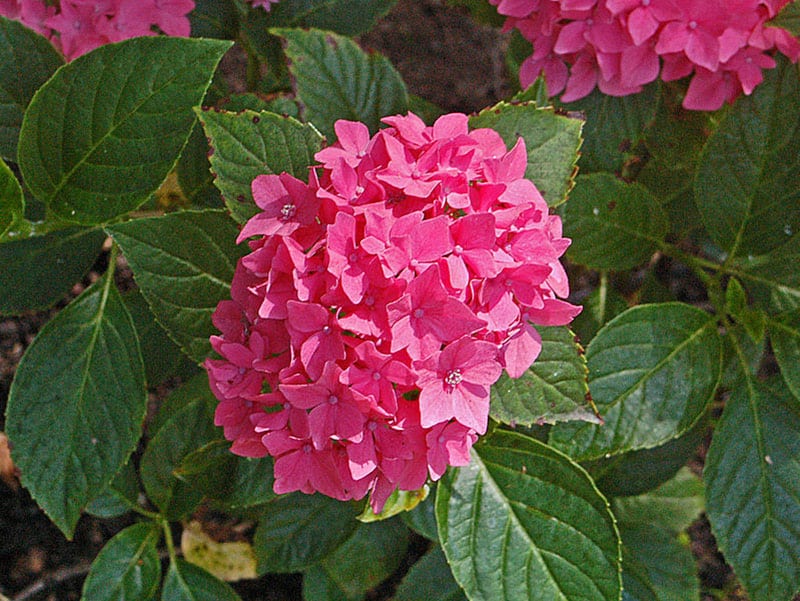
[162,518,178,562]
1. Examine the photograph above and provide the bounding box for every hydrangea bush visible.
[1,1,799,601]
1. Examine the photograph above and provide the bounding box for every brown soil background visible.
[0,1,777,600]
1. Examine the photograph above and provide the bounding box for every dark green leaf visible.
[140,397,219,520]
[0,156,24,238]
[161,558,242,601]
[436,430,622,601]
[725,277,766,343]
[123,289,196,387]
[318,519,410,599]
[768,0,800,35]
[251,0,396,37]
[563,173,669,271]
[107,209,246,363]
[275,28,408,141]
[18,37,231,225]
[197,109,322,222]
[85,460,140,518]
[177,122,223,209]
[0,16,63,162]
[560,83,659,174]
[490,325,597,427]
[147,372,214,438]
[549,303,722,460]
[254,493,359,573]
[469,102,582,207]
[737,232,800,312]
[590,419,706,498]
[694,56,800,257]
[81,522,161,601]
[303,567,351,601]
[705,377,800,601]
[5,273,146,536]
[768,309,800,402]
[400,484,438,541]
[189,0,240,39]
[0,226,104,314]
[571,280,629,344]
[619,522,699,601]
[612,467,704,534]
[393,546,467,601]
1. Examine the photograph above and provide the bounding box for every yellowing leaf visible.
[181,521,257,582]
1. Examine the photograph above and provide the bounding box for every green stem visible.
[162,517,178,562]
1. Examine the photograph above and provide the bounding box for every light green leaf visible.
[491,326,598,427]
[0,156,24,238]
[549,303,721,460]
[107,209,246,363]
[436,430,622,601]
[275,28,408,141]
[563,173,669,271]
[768,309,800,401]
[318,519,410,599]
[197,109,322,223]
[0,16,63,161]
[705,377,800,601]
[469,101,583,207]
[612,467,704,534]
[250,0,397,36]
[81,522,161,601]
[393,546,467,601]
[694,56,800,257]
[161,558,242,601]
[0,226,105,315]
[253,493,359,574]
[560,83,659,174]
[140,398,219,520]
[619,523,699,601]
[5,272,146,537]
[18,37,231,225]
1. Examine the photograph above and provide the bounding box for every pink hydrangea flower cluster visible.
[0,0,194,60]
[205,112,580,511]
[248,0,280,10]
[491,0,800,110]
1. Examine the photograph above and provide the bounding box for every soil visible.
[0,1,774,600]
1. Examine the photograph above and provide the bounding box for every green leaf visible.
[197,109,322,222]
[549,303,722,461]
[107,209,246,363]
[0,226,105,315]
[253,0,397,36]
[490,325,598,427]
[275,28,408,141]
[189,0,240,39]
[0,16,63,162]
[81,522,161,601]
[560,83,659,174]
[393,546,467,601]
[85,460,140,518]
[123,289,196,387]
[401,482,438,541]
[5,272,146,537]
[147,372,213,438]
[768,0,800,35]
[694,56,800,257]
[303,567,351,601]
[177,122,223,209]
[0,156,24,238]
[618,522,699,601]
[737,232,800,312]
[725,278,766,343]
[704,377,800,601]
[253,493,359,573]
[140,397,219,520]
[358,486,429,523]
[161,558,242,601]
[18,37,231,225]
[767,309,800,402]
[436,430,622,601]
[571,280,629,344]
[318,519,411,599]
[563,173,669,271]
[612,467,704,534]
[589,420,706,498]
[469,102,582,207]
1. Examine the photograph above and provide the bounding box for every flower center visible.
[414,308,425,319]
[445,369,463,387]
[328,395,339,405]
[280,203,297,220]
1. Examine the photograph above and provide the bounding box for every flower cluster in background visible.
[206,112,580,510]
[492,0,800,110]
[0,0,195,59]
